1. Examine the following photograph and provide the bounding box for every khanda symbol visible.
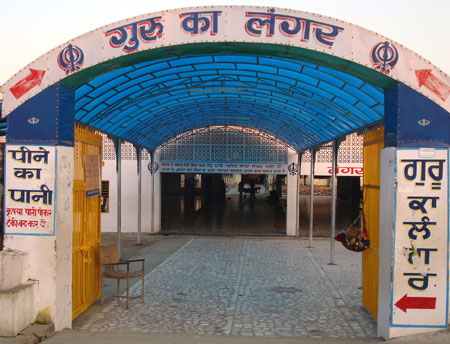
[57,44,84,75]
[148,162,159,174]
[370,41,399,75]
[288,162,298,176]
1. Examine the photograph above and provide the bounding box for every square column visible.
[286,148,299,236]
[141,153,152,234]
[152,149,161,233]
[3,84,74,331]
[378,147,449,339]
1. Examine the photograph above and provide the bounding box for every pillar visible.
[153,149,161,233]
[377,83,450,339]
[3,83,74,331]
[330,140,338,265]
[141,149,152,234]
[378,147,449,339]
[308,148,316,247]
[113,137,122,256]
[286,148,299,236]
[135,145,142,245]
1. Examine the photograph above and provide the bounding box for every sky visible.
[1,0,449,86]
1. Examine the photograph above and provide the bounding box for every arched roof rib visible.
[75,54,384,151]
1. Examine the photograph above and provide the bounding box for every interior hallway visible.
[161,186,357,236]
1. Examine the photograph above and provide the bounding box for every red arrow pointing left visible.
[10,69,46,99]
[395,294,436,313]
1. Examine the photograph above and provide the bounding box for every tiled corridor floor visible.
[78,237,376,339]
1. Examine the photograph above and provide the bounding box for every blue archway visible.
[1,6,449,339]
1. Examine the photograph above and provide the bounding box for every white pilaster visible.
[53,146,74,331]
[142,156,152,233]
[4,146,73,331]
[377,147,396,339]
[153,149,161,233]
[286,148,299,236]
[378,147,450,339]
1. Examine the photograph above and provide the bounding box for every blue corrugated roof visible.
[74,54,384,151]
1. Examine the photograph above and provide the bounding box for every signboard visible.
[160,161,364,176]
[391,148,449,328]
[84,154,100,197]
[300,162,363,176]
[4,145,56,236]
[160,161,287,174]
[2,6,449,117]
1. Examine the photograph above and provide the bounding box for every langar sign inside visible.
[4,145,55,236]
[392,148,449,328]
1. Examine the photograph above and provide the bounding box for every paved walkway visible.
[76,237,376,339]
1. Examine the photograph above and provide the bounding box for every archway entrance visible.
[158,126,290,235]
[1,5,449,340]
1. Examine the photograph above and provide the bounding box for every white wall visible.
[4,146,73,331]
[101,158,152,233]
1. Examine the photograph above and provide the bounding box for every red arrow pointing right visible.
[10,68,46,100]
[395,294,436,313]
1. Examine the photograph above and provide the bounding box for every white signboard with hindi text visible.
[160,161,287,175]
[391,148,449,328]
[4,145,56,236]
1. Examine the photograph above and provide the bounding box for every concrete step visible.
[0,323,54,344]
[0,282,38,337]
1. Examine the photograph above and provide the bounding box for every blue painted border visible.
[3,144,57,237]
[390,147,449,329]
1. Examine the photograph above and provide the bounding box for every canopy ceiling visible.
[74,53,384,152]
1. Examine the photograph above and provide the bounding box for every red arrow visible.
[415,69,450,102]
[9,69,46,99]
[395,294,436,313]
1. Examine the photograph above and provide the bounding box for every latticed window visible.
[101,134,150,161]
[301,133,363,164]
[101,129,362,165]
[160,126,288,164]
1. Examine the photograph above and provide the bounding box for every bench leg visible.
[101,274,104,305]
[142,274,145,304]
[126,277,129,309]
[117,279,120,304]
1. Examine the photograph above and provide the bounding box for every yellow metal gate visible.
[72,124,102,319]
[361,126,384,320]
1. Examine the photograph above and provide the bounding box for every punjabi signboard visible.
[391,148,449,328]
[4,145,56,236]
[2,6,449,117]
